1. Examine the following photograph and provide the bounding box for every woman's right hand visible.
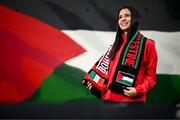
[82,80,92,90]
[86,81,92,90]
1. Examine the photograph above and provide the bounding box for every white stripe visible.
[141,31,180,75]
[63,30,180,75]
[122,76,133,83]
[93,74,100,83]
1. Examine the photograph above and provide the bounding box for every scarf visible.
[83,30,147,98]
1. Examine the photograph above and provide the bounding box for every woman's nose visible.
[121,17,126,21]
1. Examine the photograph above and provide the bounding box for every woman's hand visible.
[82,80,92,90]
[86,81,92,90]
[123,87,137,97]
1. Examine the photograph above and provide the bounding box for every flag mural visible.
[0,0,180,106]
[0,5,85,103]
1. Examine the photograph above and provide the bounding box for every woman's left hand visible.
[123,87,137,97]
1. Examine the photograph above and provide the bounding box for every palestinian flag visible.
[116,71,134,87]
[0,0,180,106]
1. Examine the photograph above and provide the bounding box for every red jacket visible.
[102,35,158,102]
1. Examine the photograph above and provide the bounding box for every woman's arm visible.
[135,40,158,96]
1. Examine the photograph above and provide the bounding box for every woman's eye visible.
[125,14,130,17]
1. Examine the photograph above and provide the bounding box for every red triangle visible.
[116,72,122,81]
[0,5,85,103]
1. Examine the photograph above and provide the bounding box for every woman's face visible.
[118,8,131,31]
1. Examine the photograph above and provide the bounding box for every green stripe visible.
[147,74,180,105]
[116,80,133,86]
[25,64,100,103]
[89,71,96,79]
[121,30,139,65]
[25,64,180,106]
[134,36,145,69]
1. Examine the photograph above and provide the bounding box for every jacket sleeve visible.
[135,40,158,96]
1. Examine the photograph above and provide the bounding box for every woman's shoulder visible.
[141,32,155,44]
[146,38,155,43]
[144,38,157,52]
[145,38,156,46]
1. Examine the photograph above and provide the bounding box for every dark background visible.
[1,0,180,31]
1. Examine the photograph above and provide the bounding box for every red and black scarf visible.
[108,30,147,93]
[83,30,147,98]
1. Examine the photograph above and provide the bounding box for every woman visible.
[82,6,158,105]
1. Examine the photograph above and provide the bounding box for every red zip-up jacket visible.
[102,34,158,103]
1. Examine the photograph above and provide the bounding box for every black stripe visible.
[45,1,93,30]
[1,0,180,31]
